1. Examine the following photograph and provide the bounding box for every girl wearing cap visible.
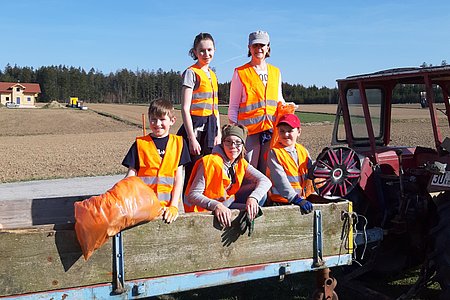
[178,32,221,190]
[228,30,285,174]
[184,124,271,227]
[267,114,314,214]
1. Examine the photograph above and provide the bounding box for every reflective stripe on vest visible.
[184,153,248,213]
[190,99,219,112]
[136,134,183,205]
[238,113,277,127]
[140,176,175,185]
[269,143,313,203]
[236,63,280,135]
[189,65,219,117]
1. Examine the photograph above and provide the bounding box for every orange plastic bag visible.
[74,176,163,260]
[270,102,298,148]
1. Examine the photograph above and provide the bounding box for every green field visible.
[295,111,335,123]
[174,105,336,124]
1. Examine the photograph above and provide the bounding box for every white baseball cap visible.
[248,31,270,45]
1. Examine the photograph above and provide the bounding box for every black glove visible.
[240,207,263,236]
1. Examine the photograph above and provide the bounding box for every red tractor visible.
[310,66,450,299]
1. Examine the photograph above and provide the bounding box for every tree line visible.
[0,64,444,105]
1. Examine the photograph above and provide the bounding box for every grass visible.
[347,267,441,299]
[173,105,336,124]
[296,111,335,124]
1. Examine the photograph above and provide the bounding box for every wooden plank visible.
[0,202,351,297]
[123,202,349,279]
[0,225,112,297]
[0,195,92,229]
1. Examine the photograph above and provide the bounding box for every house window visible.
[6,97,9,101]
[16,87,20,92]
[17,97,21,104]
[27,97,31,102]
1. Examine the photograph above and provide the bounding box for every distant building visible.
[0,82,41,107]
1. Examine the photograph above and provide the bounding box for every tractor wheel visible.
[429,193,450,299]
[310,146,361,198]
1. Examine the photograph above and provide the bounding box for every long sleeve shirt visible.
[267,144,312,202]
[186,145,271,211]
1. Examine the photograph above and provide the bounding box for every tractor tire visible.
[429,193,450,300]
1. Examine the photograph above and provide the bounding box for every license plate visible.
[431,171,450,187]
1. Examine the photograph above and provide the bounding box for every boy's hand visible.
[163,206,179,224]
[214,203,232,228]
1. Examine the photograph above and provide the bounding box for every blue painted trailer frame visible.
[1,203,354,299]
[2,254,352,300]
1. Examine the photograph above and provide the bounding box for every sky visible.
[1,0,449,88]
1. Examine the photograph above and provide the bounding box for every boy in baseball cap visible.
[267,114,314,214]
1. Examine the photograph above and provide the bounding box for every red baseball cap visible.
[277,113,301,128]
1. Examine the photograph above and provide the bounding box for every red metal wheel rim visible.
[311,147,361,198]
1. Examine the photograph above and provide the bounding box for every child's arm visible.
[170,165,183,209]
[214,77,222,145]
[181,86,201,155]
[267,150,297,201]
[125,167,137,178]
[242,164,271,220]
[163,165,183,224]
[268,149,313,213]
[214,110,222,145]
[186,162,221,210]
[185,162,232,227]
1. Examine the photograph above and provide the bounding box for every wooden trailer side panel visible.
[124,202,348,279]
[0,202,351,297]
[0,195,88,229]
[0,225,112,296]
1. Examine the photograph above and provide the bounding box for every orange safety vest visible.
[136,134,183,207]
[269,143,314,203]
[236,63,280,135]
[189,64,219,117]
[184,153,248,212]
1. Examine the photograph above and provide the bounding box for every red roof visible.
[0,82,41,94]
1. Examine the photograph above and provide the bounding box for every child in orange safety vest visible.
[267,113,314,214]
[122,99,191,224]
[184,124,271,228]
[177,32,221,191]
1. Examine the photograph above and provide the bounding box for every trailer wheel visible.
[429,193,450,300]
[310,146,361,198]
[313,290,338,300]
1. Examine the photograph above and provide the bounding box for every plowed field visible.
[1,103,447,183]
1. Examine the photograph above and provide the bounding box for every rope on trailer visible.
[357,214,368,260]
[339,211,354,263]
[339,211,369,264]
